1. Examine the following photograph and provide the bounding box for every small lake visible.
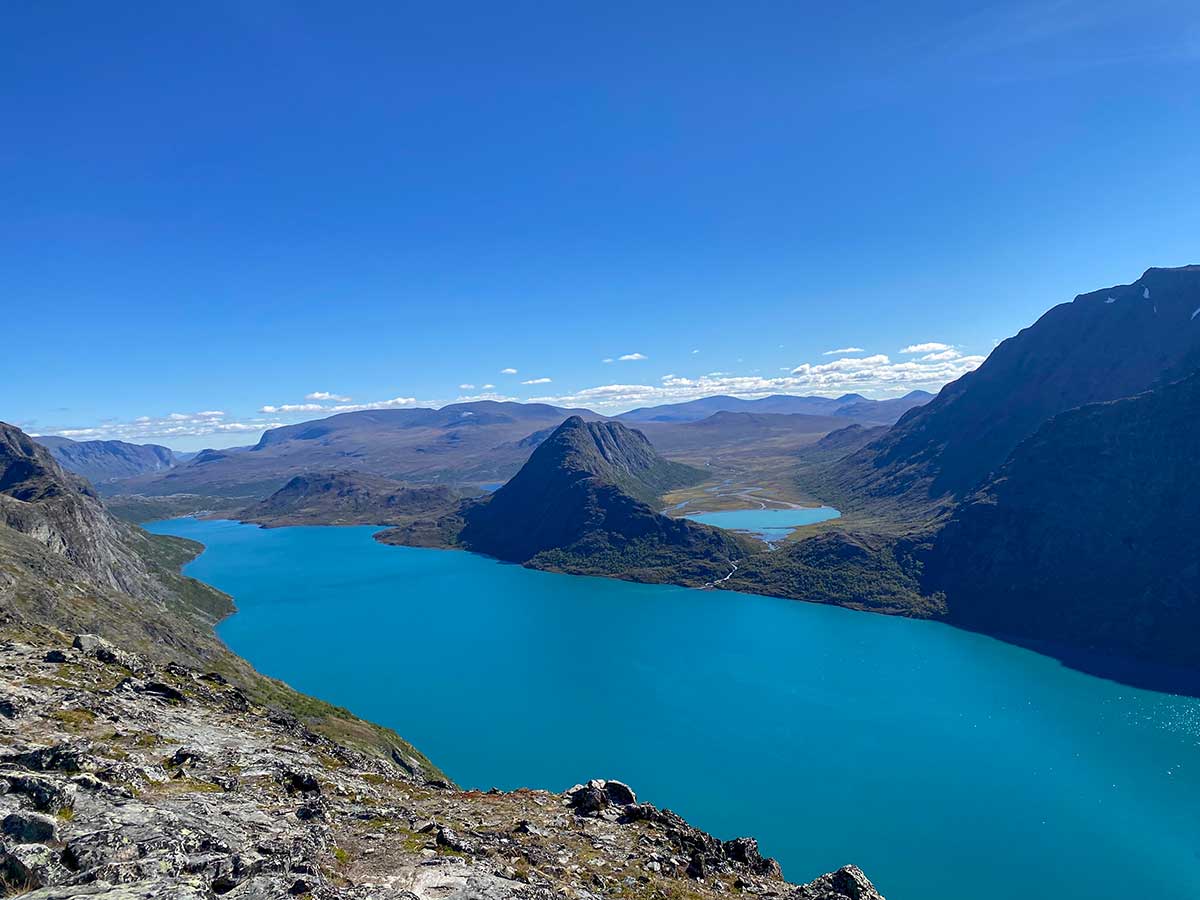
[684,506,841,540]
[146,518,1200,900]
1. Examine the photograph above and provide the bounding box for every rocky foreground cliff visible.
[0,629,883,900]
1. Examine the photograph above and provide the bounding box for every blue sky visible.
[4,1,1199,450]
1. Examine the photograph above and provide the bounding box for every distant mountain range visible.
[381,417,753,584]
[35,435,178,484]
[617,391,932,424]
[81,393,931,501]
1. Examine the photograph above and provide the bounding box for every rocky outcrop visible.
[238,471,461,527]
[0,632,885,899]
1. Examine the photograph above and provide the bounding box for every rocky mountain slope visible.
[0,630,883,899]
[926,368,1200,670]
[382,418,754,584]
[828,266,1200,512]
[0,420,439,769]
[35,436,177,485]
[237,471,462,527]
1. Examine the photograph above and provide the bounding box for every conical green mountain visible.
[456,417,750,582]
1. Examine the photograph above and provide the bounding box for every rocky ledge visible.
[0,632,884,899]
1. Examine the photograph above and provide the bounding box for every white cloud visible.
[500,367,518,375]
[458,383,475,390]
[482,383,495,389]
[920,349,962,361]
[824,347,865,355]
[521,377,552,385]
[329,396,417,412]
[306,391,351,402]
[37,410,286,445]
[901,342,953,354]
[455,391,518,404]
[259,403,324,414]
[602,358,615,364]
[528,350,984,410]
[618,352,647,361]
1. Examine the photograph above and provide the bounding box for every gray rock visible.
[791,864,886,900]
[2,809,60,842]
[8,773,74,813]
[72,634,141,670]
[1,842,67,891]
[564,779,637,817]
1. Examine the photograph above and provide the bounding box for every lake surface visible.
[684,506,841,540]
[147,518,1200,900]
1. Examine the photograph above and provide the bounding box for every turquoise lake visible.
[147,518,1200,900]
[683,506,841,540]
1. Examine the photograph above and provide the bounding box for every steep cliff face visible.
[452,417,746,583]
[832,266,1200,509]
[926,370,1200,669]
[1,423,175,602]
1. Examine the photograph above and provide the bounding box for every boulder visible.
[791,864,886,900]
[0,842,66,891]
[2,810,60,843]
[564,779,637,816]
[71,635,142,671]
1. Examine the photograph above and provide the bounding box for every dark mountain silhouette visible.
[926,369,1200,670]
[830,266,1200,510]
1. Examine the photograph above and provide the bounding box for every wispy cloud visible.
[602,358,615,364]
[824,347,865,356]
[529,350,984,410]
[455,391,518,403]
[260,403,324,413]
[920,349,962,361]
[33,410,283,444]
[521,377,552,385]
[500,367,518,375]
[458,383,475,390]
[305,391,351,402]
[261,395,419,415]
[901,342,953,354]
[618,352,647,361]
